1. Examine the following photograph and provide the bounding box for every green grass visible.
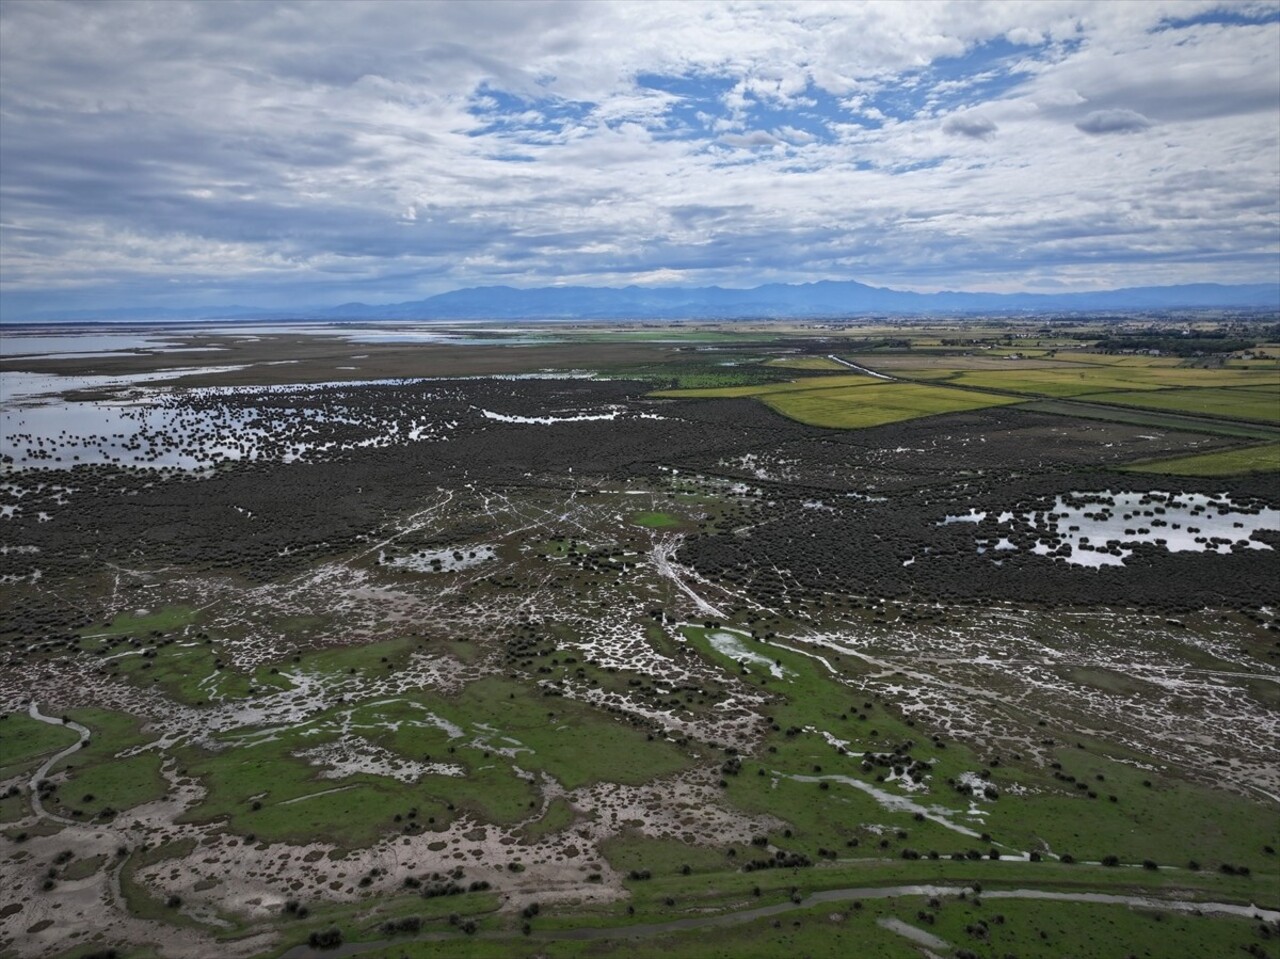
[602,832,735,879]
[654,376,1022,429]
[279,892,1275,959]
[1081,387,1280,425]
[922,366,1278,398]
[934,369,1171,396]
[91,636,276,706]
[652,373,883,399]
[89,605,198,637]
[1051,352,1190,367]
[1018,398,1280,439]
[871,895,1275,959]
[440,676,692,790]
[176,730,446,848]
[1123,442,1280,476]
[78,605,296,706]
[682,625,1001,858]
[981,742,1279,869]
[0,711,80,779]
[175,662,692,848]
[762,382,1023,428]
[61,853,108,880]
[520,797,577,842]
[118,838,219,931]
[0,789,30,823]
[677,625,1279,878]
[604,357,802,390]
[765,356,848,371]
[46,708,167,819]
[632,511,681,528]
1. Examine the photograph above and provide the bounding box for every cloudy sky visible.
[1,0,1278,315]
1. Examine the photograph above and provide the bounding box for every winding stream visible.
[26,702,91,823]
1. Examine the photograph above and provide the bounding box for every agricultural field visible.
[0,317,1277,959]
[1123,442,1280,477]
[656,377,1023,429]
[1080,388,1280,425]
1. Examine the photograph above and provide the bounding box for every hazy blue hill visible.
[8,280,1277,323]
[323,280,1278,319]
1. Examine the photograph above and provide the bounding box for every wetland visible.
[1,316,1277,959]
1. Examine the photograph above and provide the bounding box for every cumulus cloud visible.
[776,125,819,145]
[0,0,1276,314]
[1006,26,1045,46]
[1075,108,1154,135]
[942,114,998,140]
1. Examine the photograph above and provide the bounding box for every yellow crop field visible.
[1124,442,1280,476]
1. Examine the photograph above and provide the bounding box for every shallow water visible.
[708,630,787,679]
[0,380,455,470]
[380,545,496,573]
[0,367,249,406]
[0,331,189,357]
[943,491,1279,567]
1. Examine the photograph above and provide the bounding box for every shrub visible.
[307,928,343,949]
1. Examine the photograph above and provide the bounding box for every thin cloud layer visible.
[0,0,1277,315]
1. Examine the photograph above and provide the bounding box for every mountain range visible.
[8,279,1279,323]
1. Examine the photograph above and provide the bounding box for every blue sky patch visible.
[1155,6,1280,32]
[466,83,596,143]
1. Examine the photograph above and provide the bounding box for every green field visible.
[633,511,682,528]
[329,895,1274,959]
[1123,442,1280,476]
[656,358,1278,429]
[897,366,1278,398]
[765,356,848,371]
[763,382,1023,428]
[0,712,80,779]
[680,627,1276,873]
[46,708,168,819]
[175,656,694,847]
[1082,387,1280,425]
[655,376,1021,428]
[1050,352,1191,367]
[653,373,883,399]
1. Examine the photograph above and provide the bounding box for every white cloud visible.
[0,0,1276,313]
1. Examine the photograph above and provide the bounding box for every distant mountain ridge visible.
[9,279,1279,323]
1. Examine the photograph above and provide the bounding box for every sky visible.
[1,0,1278,316]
